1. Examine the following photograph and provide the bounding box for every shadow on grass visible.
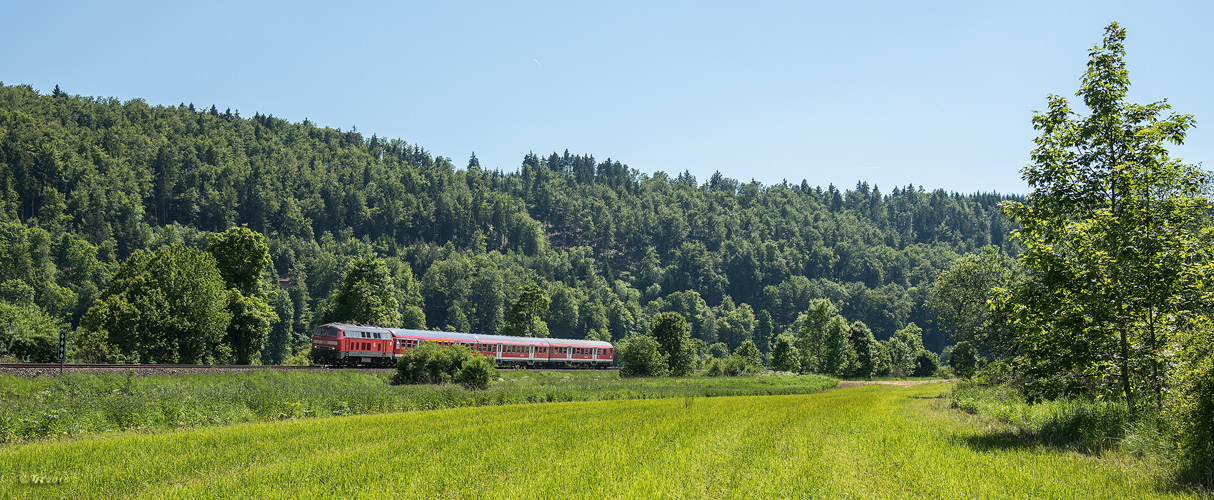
[959,429,1120,455]
[962,429,1214,496]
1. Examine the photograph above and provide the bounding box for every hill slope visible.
[0,83,1019,360]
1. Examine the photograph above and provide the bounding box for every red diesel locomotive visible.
[310,322,614,368]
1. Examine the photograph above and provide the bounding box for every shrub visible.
[1168,321,1214,486]
[950,341,979,379]
[454,355,496,390]
[769,335,800,372]
[913,350,939,377]
[707,343,729,359]
[392,342,498,389]
[704,355,762,377]
[972,358,1017,386]
[618,336,668,378]
[734,340,763,368]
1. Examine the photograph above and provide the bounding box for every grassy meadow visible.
[0,369,837,444]
[1,382,1199,499]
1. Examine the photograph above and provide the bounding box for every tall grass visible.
[0,370,836,444]
[949,382,1135,453]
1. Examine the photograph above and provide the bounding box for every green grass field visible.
[0,382,1197,499]
[0,370,837,444]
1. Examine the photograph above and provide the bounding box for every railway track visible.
[0,363,342,377]
[0,363,617,377]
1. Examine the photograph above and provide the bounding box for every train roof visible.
[536,337,614,348]
[323,323,394,334]
[469,333,543,344]
[322,323,612,347]
[389,329,479,341]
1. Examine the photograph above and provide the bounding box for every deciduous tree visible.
[80,244,230,363]
[325,254,402,328]
[928,246,1019,358]
[1002,23,1211,410]
[502,283,550,337]
[649,312,694,376]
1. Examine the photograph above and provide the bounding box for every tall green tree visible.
[888,323,925,377]
[794,298,837,373]
[263,283,294,365]
[324,253,402,327]
[847,321,879,379]
[769,334,800,372]
[207,227,277,364]
[795,298,852,375]
[928,246,1019,358]
[1002,23,1211,409]
[0,300,62,362]
[502,283,550,337]
[80,244,230,363]
[649,311,694,376]
[950,340,979,379]
[734,339,763,368]
[819,316,854,377]
[224,289,277,365]
[206,227,271,295]
[755,309,774,353]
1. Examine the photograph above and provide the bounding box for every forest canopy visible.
[0,81,1018,363]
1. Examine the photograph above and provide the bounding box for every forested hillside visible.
[0,82,1018,363]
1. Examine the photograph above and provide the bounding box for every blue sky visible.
[3,1,1210,194]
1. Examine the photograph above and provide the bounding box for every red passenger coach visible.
[311,323,614,369]
[542,338,614,368]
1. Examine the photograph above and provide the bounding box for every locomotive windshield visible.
[315,326,341,337]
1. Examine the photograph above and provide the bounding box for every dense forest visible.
[0,81,1018,364]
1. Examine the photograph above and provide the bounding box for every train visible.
[310,322,615,368]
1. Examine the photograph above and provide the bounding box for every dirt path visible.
[836,379,948,388]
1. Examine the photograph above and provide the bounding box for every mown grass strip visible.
[0,383,1195,499]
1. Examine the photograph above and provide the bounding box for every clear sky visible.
[3,1,1210,194]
